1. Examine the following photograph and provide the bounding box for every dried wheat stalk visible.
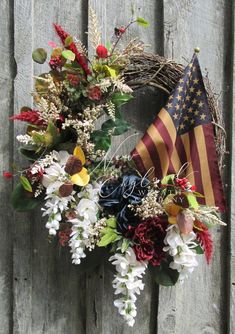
[88,7,101,50]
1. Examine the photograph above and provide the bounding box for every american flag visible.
[131,54,225,211]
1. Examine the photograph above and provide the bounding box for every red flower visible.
[53,23,91,76]
[3,171,13,179]
[129,217,168,266]
[67,73,80,86]
[195,221,213,264]
[49,55,64,70]
[10,109,46,126]
[96,45,108,58]
[88,86,102,101]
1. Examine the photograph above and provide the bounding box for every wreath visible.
[4,8,226,327]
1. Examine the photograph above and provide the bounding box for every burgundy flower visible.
[88,86,102,101]
[67,73,80,86]
[130,217,168,266]
[96,45,108,58]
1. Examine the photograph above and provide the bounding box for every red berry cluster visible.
[175,177,196,191]
[175,177,189,190]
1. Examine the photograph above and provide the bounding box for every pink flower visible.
[96,45,108,58]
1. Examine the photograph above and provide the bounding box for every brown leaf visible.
[64,156,82,175]
[59,182,73,197]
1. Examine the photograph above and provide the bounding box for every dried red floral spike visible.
[195,221,213,264]
[53,23,91,76]
[10,109,46,126]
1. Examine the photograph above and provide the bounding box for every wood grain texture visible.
[13,1,87,333]
[158,1,229,334]
[87,1,163,333]
[0,0,232,333]
[0,0,14,333]
[229,0,235,332]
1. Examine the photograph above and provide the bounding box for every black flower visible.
[99,174,149,233]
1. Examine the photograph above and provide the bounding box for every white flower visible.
[42,150,70,194]
[42,192,75,235]
[109,248,147,327]
[68,183,101,265]
[163,225,198,281]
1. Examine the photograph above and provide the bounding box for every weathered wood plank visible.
[0,0,14,333]
[13,1,87,333]
[87,1,163,333]
[229,0,235,332]
[158,1,228,333]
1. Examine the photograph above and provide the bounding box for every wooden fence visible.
[0,0,234,333]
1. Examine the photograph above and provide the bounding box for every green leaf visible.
[65,36,73,47]
[62,50,75,61]
[195,244,204,254]
[193,191,205,198]
[186,193,199,209]
[161,174,175,185]
[11,183,41,212]
[101,118,132,136]
[32,48,47,64]
[19,146,39,162]
[105,41,111,51]
[111,93,133,108]
[20,176,32,192]
[35,74,50,94]
[100,227,114,235]
[106,217,117,228]
[91,130,111,151]
[121,238,130,253]
[136,17,149,27]
[151,260,179,286]
[46,121,60,146]
[98,233,117,247]
[31,131,45,145]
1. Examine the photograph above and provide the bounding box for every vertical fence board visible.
[158,1,228,334]
[230,0,235,332]
[0,1,14,333]
[87,1,163,333]
[1,0,232,333]
[13,1,87,333]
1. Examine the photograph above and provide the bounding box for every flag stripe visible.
[142,132,163,179]
[153,110,177,173]
[180,133,195,186]
[131,148,147,175]
[134,140,154,175]
[175,136,187,166]
[194,126,215,206]
[147,125,170,177]
[189,128,205,205]
[203,124,226,211]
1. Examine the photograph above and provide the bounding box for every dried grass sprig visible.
[88,6,101,50]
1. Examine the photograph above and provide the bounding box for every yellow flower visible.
[163,194,181,225]
[69,146,90,187]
